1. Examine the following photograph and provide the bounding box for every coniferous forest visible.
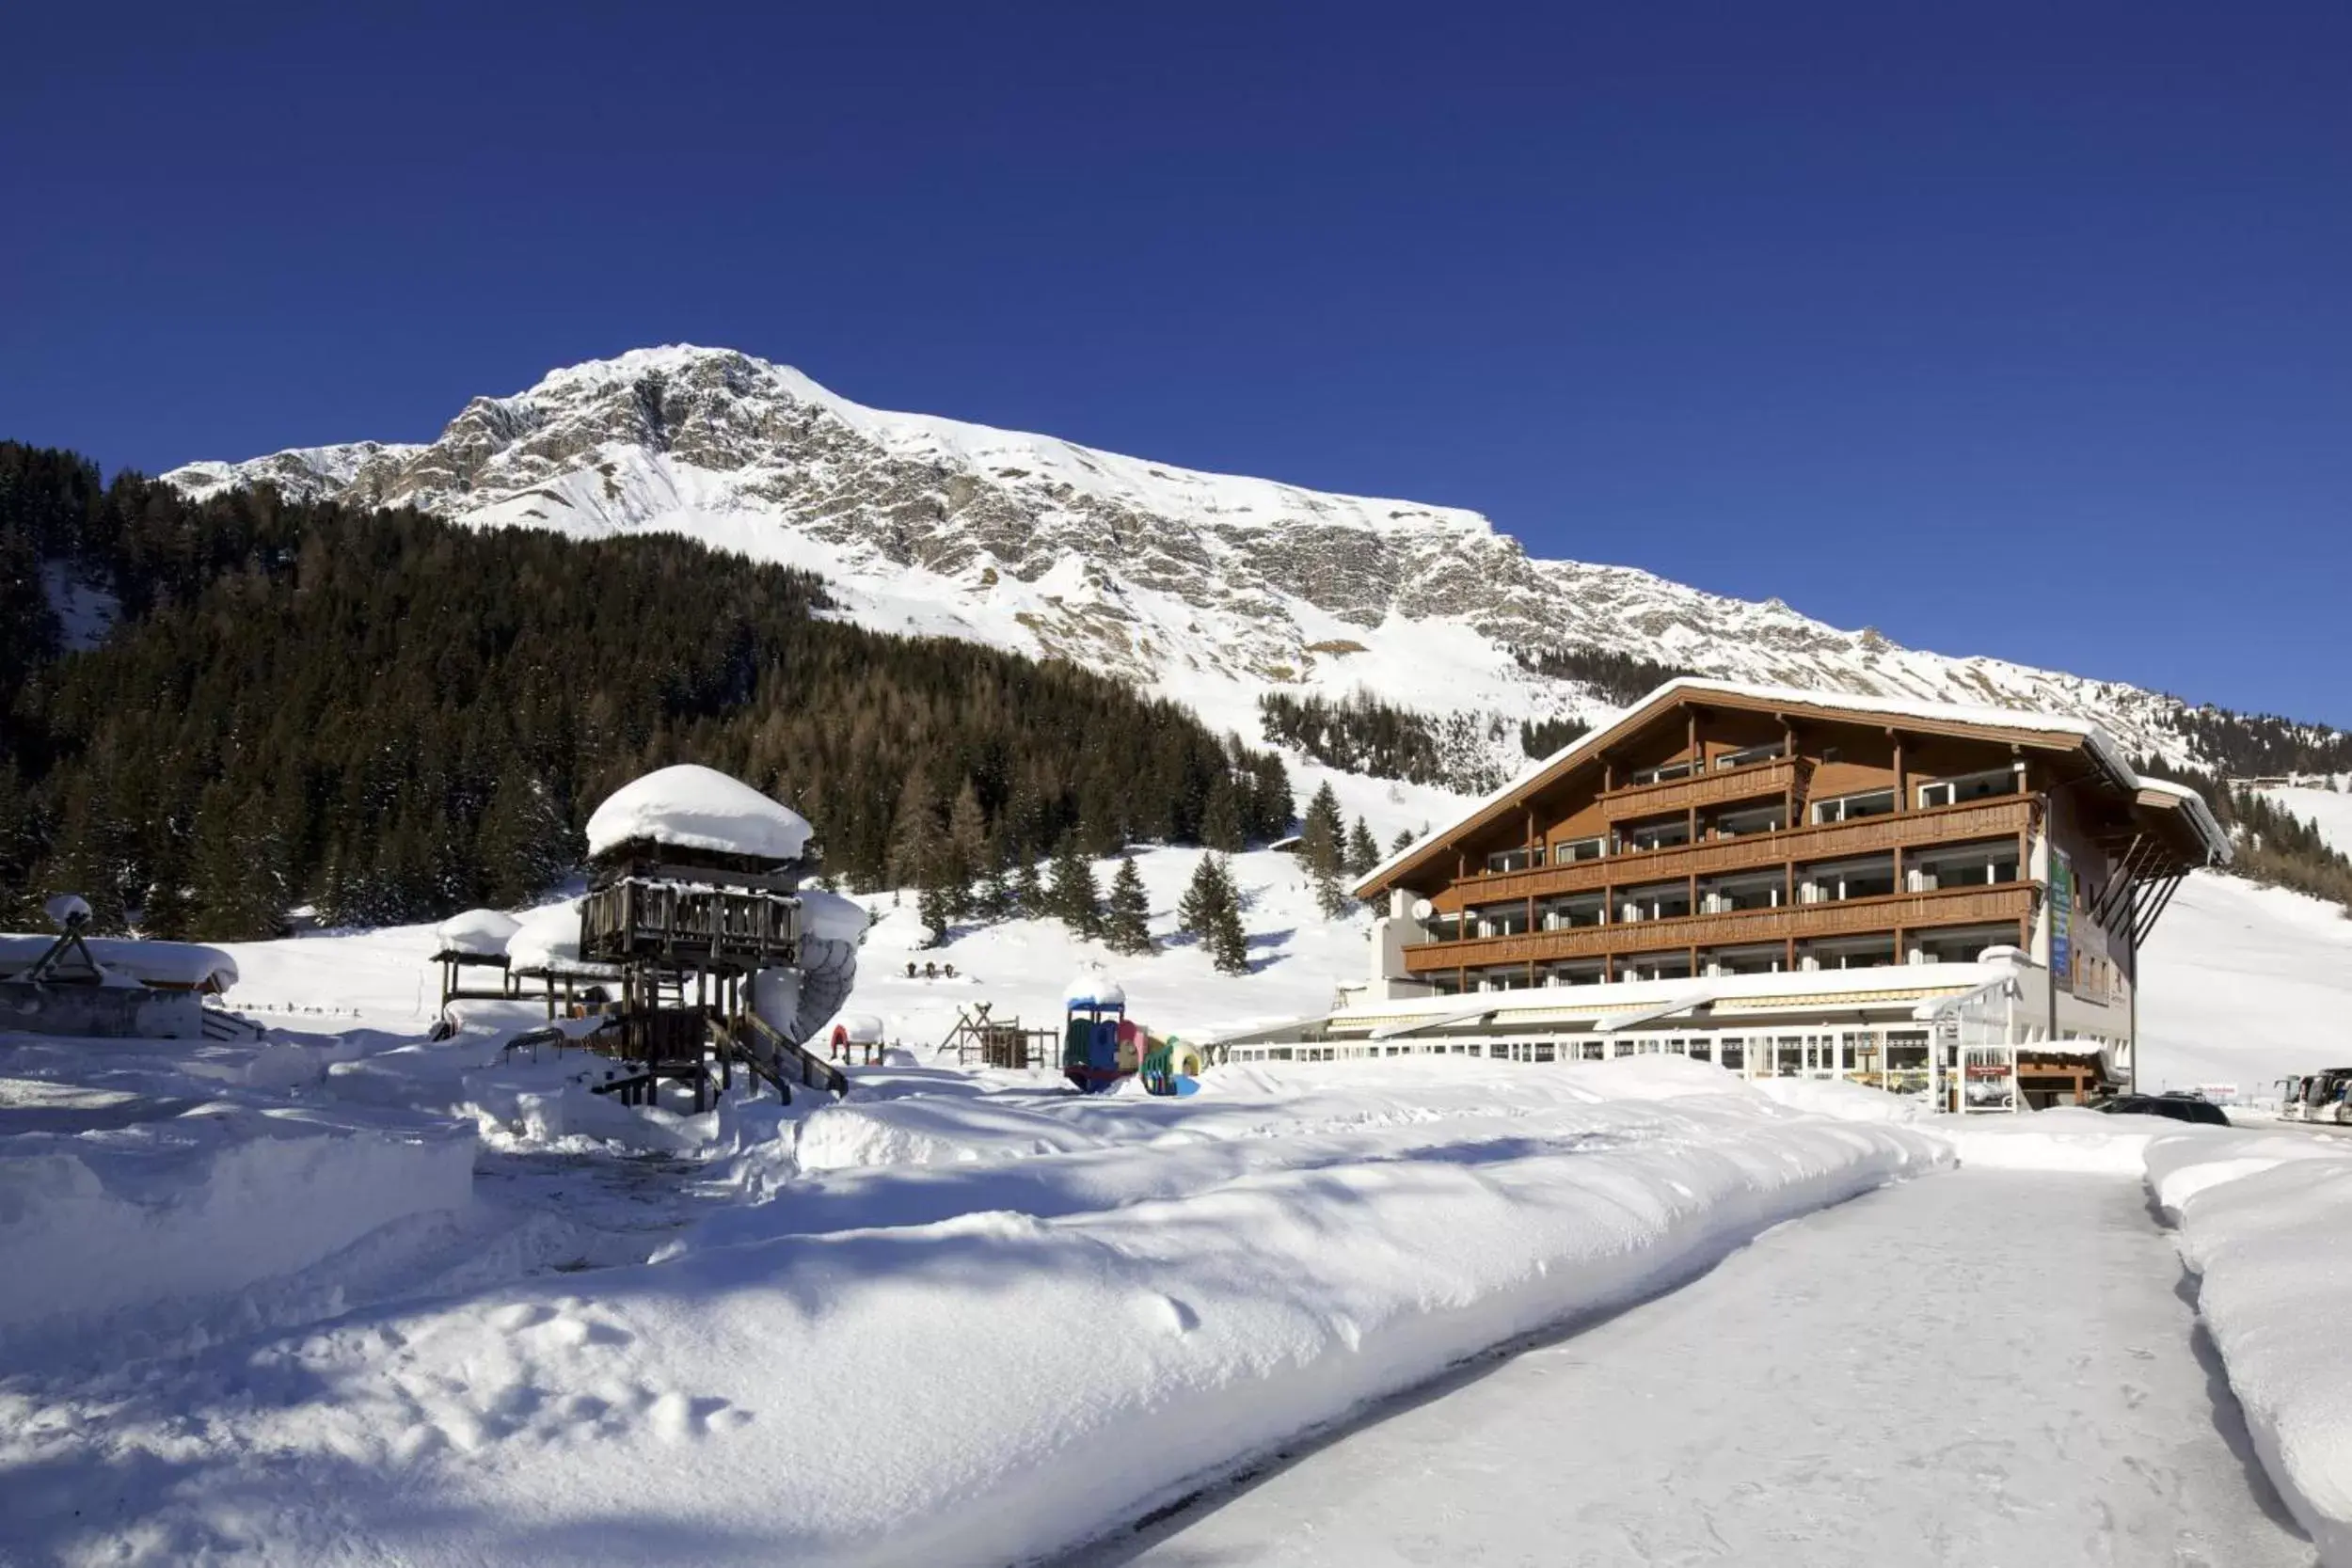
[0,444,1292,939]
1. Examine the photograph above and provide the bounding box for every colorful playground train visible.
[1062,974,1201,1096]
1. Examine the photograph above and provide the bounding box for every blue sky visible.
[6,2,2347,726]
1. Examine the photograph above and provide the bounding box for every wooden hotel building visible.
[1220,681,2228,1106]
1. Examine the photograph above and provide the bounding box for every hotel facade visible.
[1220,682,2229,1108]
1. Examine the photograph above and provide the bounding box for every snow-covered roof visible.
[585,765,811,863]
[1065,972,1127,1008]
[2135,778,2233,863]
[433,909,520,958]
[502,903,580,971]
[831,1013,885,1042]
[1356,676,2204,894]
[0,935,240,992]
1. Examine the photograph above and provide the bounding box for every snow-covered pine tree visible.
[1345,816,1378,877]
[1104,855,1153,954]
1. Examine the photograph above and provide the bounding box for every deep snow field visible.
[6,756,2352,1563]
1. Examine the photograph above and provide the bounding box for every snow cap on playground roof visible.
[585,764,812,862]
[1065,971,1126,1007]
[0,934,240,992]
[503,901,581,971]
[1355,676,2232,895]
[434,908,519,958]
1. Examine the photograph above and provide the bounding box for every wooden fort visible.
[578,832,847,1108]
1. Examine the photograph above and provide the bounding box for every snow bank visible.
[585,764,811,861]
[0,1105,475,1343]
[1930,1106,2168,1175]
[1064,968,1126,1006]
[431,909,518,958]
[2166,1147,2352,1565]
[38,1064,1941,1565]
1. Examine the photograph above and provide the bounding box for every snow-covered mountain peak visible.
[163,344,2200,757]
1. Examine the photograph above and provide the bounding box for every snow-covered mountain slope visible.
[2252,783,2352,859]
[167,344,2193,752]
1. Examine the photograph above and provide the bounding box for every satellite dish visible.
[44,894,93,931]
[1411,898,1435,922]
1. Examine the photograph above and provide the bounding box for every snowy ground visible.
[1090,1168,2309,1568]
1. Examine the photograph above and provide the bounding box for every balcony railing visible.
[1403,881,2038,974]
[1601,756,1798,822]
[1432,796,2036,910]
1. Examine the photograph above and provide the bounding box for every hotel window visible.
[1552,835,1606,864]
[1812,789,1896,824]
[1484,847,1535,874]
[1616,817,1692,854]
[1471,903,1529,938]
[1800,856,1896,903]
[1917,768,2019,808]
[1710,804,1787,838]
[1714,741,1788,770]
[1907,846,2021,891]
[1629,759,1700,786]
[1719,1037,1746,1070]
[1618,884,1692,923]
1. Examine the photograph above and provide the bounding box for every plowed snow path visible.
[1095,1170,2312,1568]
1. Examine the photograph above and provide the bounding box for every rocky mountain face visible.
[167,344,2195,757]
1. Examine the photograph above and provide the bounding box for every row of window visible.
[1427,924,2022,992]
[1438,847,2023,939]
[1625,740,1790,787]
[1223,1028,1941,1080]
[1480,768,2023,873]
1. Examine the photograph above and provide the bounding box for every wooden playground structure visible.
[937,1003,1058,1069]
[566,837,849,1109]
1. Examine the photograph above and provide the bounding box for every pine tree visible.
[1391,827,1416,853]
[476,762,574,907]
[945,778,989,916]
[1200,771,1246,851]
[1104,854,1153,955]
[973,850,1015,923]
[1345,816,1379,877]
[914,880,954,948]
[1048,837,1103,937]
[1014,854,1045,918]
[887,772,943,892]
[1178,854,1250,974]
[1298,781,1344,878]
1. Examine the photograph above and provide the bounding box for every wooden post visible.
[1891,730,1906,815]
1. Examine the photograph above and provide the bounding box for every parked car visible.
[2094,1093,2232,1128]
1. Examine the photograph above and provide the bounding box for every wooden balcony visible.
[1403,881,2038,974]
[1603,756,1797,822]
[1440,796,2037,911]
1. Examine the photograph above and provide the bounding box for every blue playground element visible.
[1062,985,1126,1093]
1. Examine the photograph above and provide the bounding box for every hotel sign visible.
[2050,849,2074,992]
